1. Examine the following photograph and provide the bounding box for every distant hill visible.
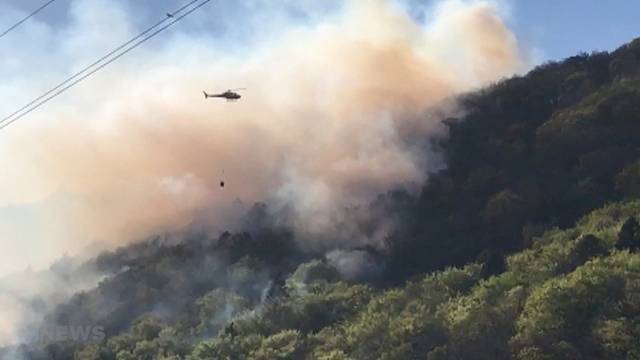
[6,37,640,360]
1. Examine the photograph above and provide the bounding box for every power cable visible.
[0,0,212,131]
[0,0,58,40]
[0,0,203,129]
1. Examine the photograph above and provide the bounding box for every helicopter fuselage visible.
[204,90,242,100]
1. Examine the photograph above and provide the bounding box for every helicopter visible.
[203,88,245,101]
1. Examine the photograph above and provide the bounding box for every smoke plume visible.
[0,0,524,270]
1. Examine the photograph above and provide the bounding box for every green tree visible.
[617,217,640,251]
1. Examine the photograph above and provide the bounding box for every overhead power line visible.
[0,0,201,128]
[0,0,211,132]
[0,0,58,40]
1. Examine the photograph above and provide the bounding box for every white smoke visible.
[0,0,526,345]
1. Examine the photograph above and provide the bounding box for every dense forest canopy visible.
[4,37,640,360]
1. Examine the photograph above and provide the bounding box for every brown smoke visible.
[1,0,524,257]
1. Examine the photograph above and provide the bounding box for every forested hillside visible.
[387,37,640,280]
[187,200,640,360]
[5,37,640,360]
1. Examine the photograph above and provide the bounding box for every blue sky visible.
[507,0,640,62]
[3,0,639,63]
